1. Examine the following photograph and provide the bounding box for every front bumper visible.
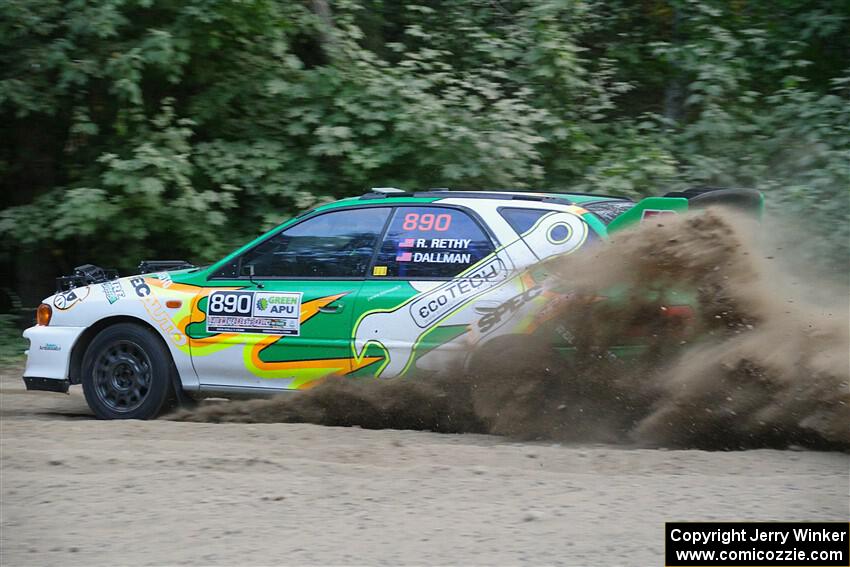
[23,376,70,393]
[22,325,87,383]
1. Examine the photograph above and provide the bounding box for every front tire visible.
[81,323,176,419]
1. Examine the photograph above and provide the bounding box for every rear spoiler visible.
[662,187,763,213]
[607,187,763,233]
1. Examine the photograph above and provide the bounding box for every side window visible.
[499,208,549,235]
[583,200,635,224]
[373,207,494,278]
[222,207,390,278]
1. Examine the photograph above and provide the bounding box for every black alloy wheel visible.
[82,323,176,419]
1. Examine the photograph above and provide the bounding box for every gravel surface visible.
[1,365,848,566]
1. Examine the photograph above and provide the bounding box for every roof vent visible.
[370,187,406,194]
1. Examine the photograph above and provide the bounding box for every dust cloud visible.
[173,210,849,450]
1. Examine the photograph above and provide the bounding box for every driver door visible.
[189,206,391,392]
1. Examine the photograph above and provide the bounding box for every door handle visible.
[318,303,344,314]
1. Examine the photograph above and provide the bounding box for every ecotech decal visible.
[354,254,512,378]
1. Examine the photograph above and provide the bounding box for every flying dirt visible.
[173,210,849,451]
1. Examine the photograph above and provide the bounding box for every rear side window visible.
[499,208,550,235]
[373,207,494,278]
[583,200,635,224]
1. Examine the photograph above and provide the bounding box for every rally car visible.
[22,187,762,419]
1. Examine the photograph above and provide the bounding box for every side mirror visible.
[240,264,264,288]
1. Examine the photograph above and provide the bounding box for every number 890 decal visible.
[206,291,303,336]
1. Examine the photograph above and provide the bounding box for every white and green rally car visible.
[22,187,762,419]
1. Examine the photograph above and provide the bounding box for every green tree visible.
[1,0,847,310]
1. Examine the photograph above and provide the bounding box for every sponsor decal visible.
[207,291,303,336]
[354,246,518,378]
[409,257,509,328]
[554,323,576,345]
[411,252,471,264]
[100,281,125,304]
[142,294,187,346]
[155,272,173,288]
[399,238,472,249]
[130,277,187,346]
[129,276,151,297]
[372,266,388,276]
[521,211,589,261]
[366,284,402,302]
[354,253,513,378]
[396,238,474,263]
[428,238,471,249]
[53,287,90,310]
[477,286,543,333]
[401,212,452,232]
[641,209,678,221]
[546,223,573,245]
[39,343,61,351]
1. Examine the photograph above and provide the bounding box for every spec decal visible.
[100,281,125,304]
[206,291,303,336]
[53,287,90,310]
[477,286,542,333]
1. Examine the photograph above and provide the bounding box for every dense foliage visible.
[2,0,848,308]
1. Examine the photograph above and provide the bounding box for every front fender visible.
[38,275,200,389]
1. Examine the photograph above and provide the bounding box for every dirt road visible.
[1,365,847,566]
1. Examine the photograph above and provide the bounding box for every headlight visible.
[36,303,52,326]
